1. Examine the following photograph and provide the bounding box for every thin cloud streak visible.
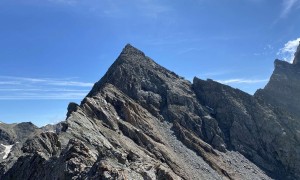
[177,47,202,55]
[47,0,77,5]
[0,95,86,100]
[0,76,94,87]
[280,0,299,18]
[200,70,235,77]
[217,78,269,84]
[0,88,89,92]
[46,0,172,19]
[0,76,93,100]
[47,81,93,87]
[0,92,87,100]
[0,82,20,85]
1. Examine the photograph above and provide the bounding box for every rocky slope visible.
[0,44,299,179]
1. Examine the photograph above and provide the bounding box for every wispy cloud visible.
[0,93,88,100]
[47,81,93,87]
[253,44,275,56]
[135,0,172,18]
[245,0,265,3]
[280,0,299,18]
[0,76,93,100]
[176,47,203,55]
[47,0,77,5]
[0,88,88,92]
[277,37,300,63]
[199,70,235,78]
[0,81,20,85]
[217,78,269,84]
[147,37,202,46]
[0,76,94,87]
[45,0,172,19]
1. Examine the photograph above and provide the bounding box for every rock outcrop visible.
[194,78,300,179]
[0,44,299,179]
[255,50,300,119]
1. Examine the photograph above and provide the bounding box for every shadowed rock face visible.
[293,42,300,65]
[0,44,299,179]
[193,78,300,179]
[255,42,300,119]
[255,59,300,119]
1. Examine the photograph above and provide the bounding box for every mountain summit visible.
[255,43,300,119]
[293,41,300,65]
[0,44,299,179]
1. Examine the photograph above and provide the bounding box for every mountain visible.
[0,44,299,179]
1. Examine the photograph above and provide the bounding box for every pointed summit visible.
[120,43,145,57]
[293,41,300,65]
[87,44,183,99]
[255,41,300,118]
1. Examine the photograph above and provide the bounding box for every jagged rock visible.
[255,59,300,119]
[0,44,299,179]
[253,44,300,179]
[22,132,61,159]
[193,77,300,179]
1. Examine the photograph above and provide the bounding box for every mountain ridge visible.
[0,44,299,179]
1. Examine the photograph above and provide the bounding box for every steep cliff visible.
[255,42,300,119]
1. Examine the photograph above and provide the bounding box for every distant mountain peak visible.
[293,41,300,65]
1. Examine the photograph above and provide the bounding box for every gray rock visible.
[193,77,300,179]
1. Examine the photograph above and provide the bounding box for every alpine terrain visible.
[0,44,299,180]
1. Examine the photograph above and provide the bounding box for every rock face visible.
[293,42,300,65]
[256,42,300,119]
[193,78,300,179]
[255,60,300,119]
[0,44,299,179]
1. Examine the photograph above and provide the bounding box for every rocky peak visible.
[274,58,291,68]
[293,41,300,65]
[87,43,182,98]
[255,56,300,118]
[121,43,146,57]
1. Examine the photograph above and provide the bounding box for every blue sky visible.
[0,0,300,126]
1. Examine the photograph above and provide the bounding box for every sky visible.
[0,0,300,127]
